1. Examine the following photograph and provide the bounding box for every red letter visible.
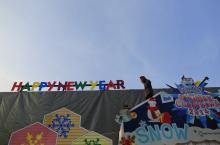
[66,82,74,91]
[11,82,23,91]
[48,81,57,91]
[106,80,116,90]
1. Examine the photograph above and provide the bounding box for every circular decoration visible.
[130,112,137,119]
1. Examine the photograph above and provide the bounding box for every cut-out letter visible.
[11,82,23,91]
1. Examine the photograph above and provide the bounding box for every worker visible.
[140,76,154,100]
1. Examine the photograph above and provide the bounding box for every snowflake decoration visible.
[48,114,74,138]
[139,120,147,128]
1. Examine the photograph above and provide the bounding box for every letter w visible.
[75,81,87,90]
[172,123,188,140]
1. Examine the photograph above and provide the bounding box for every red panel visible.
[9,122,57,145]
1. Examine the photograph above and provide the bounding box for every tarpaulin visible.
[0,88,219,145]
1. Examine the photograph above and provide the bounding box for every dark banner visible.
[0,90,145,145]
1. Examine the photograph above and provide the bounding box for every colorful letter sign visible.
[11,80,126,92]
[119,77,220,145]
[8,122,57,145]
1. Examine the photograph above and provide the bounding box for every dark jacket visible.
[144,79,154,100]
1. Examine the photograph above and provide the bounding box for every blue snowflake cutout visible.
[139,120,147,128]
[48,114,74,138]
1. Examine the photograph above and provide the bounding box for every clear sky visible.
[0,0,220,91]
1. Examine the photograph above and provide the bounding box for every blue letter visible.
[172,123,188,140]
[136,127,149,144]
[99,80,106,90]
[147,125,161,142]
[161,123,173,140]
[39,82,47,91]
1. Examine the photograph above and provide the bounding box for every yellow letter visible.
[32,82,40,91]
[90,81,98,90]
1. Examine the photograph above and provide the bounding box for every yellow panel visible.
[72,131,113,145]
[43,108,88,145]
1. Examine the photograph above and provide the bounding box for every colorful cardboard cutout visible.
[8,122,57,145]
[43,108,88,145]
[72,131,113,145]
[120,77,220,145]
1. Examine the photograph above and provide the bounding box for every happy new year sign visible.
[11,80,125,91]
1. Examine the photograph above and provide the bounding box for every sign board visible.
[11,80,125,92]
[8,122,57,145]
[120,77,220,145]
[43,108,88,145]
[72,131,113,145]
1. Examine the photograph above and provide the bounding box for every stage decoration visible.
[48,114,74,138]
[8,122,57,145]
[119,135,135,145]
[72,131,113,145]
[115,106,132,124]
[43,108,88,145]
[117,76,220,145]
[11,80,125,92]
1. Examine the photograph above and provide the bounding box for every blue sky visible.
[0,0,220,91]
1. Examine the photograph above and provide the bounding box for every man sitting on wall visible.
[140,76,154,100]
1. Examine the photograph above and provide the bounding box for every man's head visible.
[140,76,147,83]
